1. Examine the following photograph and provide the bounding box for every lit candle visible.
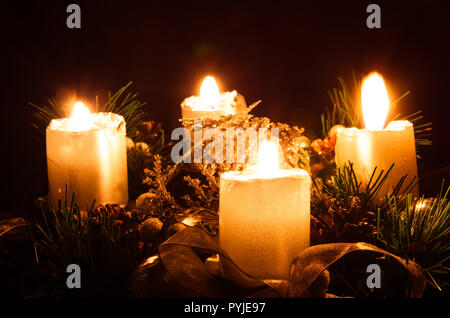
[335,72,419,201]
[181,76,246,120]
[46,101,129,209]
[219,141,311,279]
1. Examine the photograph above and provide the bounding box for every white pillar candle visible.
[181,76,245,120]
[219,141,310,279]
[335,72,418,201]
[46,102,128,209]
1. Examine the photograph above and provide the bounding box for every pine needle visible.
[378,182,450,291]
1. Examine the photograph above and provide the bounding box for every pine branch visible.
[31,192,139,296]
[103,82,147,139]
[311,162,417,244]
[377,183,450,291]
[322,72,361,137]
[328,162,415,211]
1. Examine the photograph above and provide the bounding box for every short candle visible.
[46,102,129,209]
[181,76,246,120]
[335,72,418,200]
[219,141,311,279]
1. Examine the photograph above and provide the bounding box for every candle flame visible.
[71,101,92,131]
[257,141,279,172]
[361,72,390,130]
[200,76,220,107]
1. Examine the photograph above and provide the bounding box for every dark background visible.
[2,0,449,211]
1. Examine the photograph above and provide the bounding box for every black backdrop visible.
[2,0,450,211]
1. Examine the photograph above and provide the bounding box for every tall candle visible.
[46,102,128,209]
[335,72,418,201]
[219,141,310,279]
[181,76,246,120]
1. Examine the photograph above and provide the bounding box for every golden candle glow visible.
[46,102,129,209]
[335,71,419,201]
[219,156,311,279]
[70,101,92,131]
[199,76,220,108]
[181,75,245,119]
[361,72,390,130]
[257,141,279,173]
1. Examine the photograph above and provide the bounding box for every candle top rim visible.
[47,112,125,132]
[181,90,238,111]
[336,120,413,136]
[221,167,309,181]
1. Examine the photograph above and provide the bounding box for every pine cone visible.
[310,125,345,180]
[311,135,336,159]
[136,121,164,145]
[92,204,133,232]
[311,195,378,244]
[139,217,163,243]
[94,204,125,218]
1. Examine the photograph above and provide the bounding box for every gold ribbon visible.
[155,227,426,298]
